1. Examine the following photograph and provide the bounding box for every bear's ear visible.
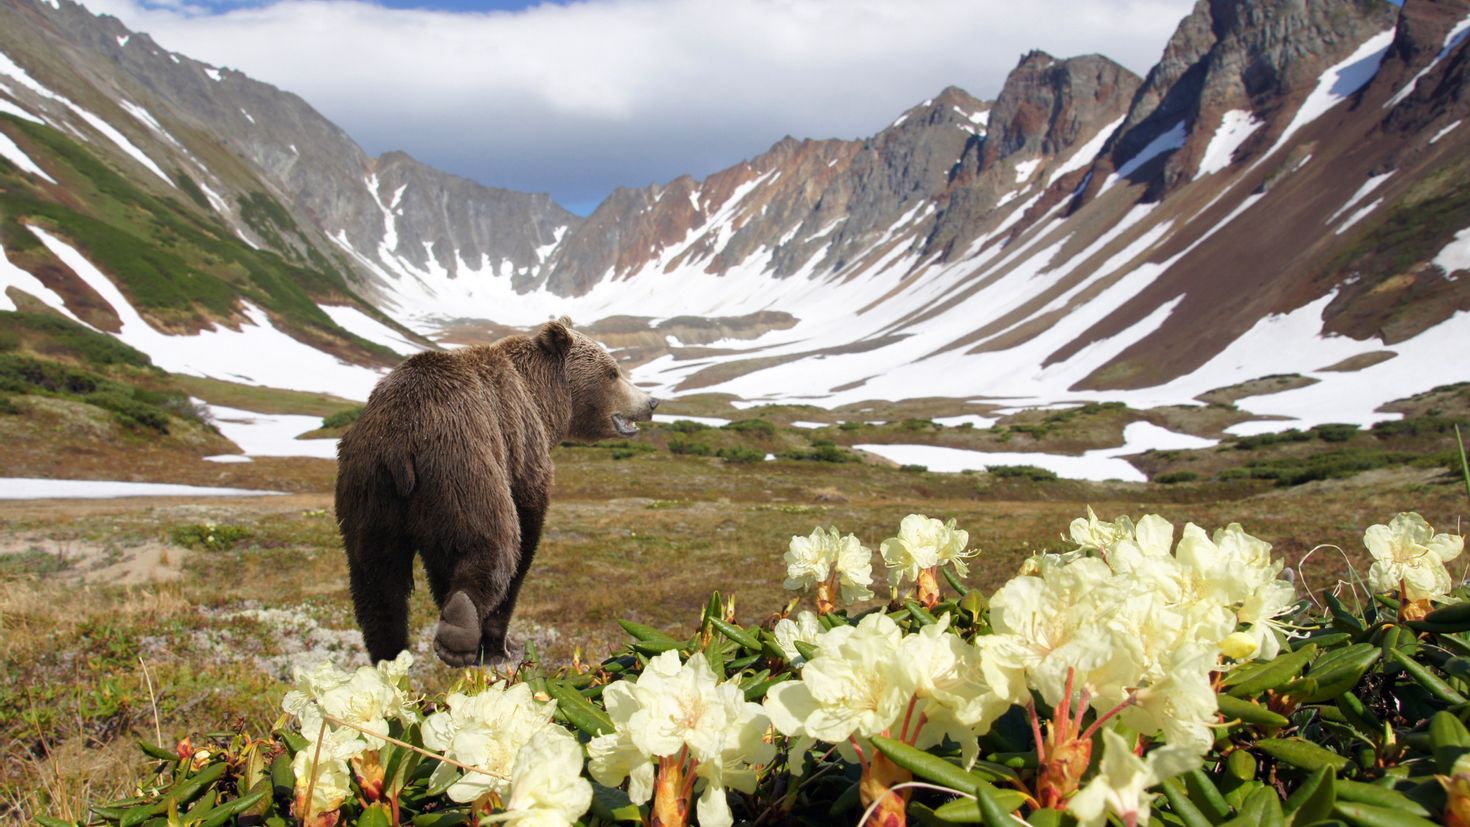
[536,318,573,357]
[557,315,574,329]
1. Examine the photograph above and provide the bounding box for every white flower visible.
[772,611,824,665]
[1366,512,1465,601]
[587,652,773,827]
[1069,507,1135,558]
[783,526,875,608]
[764,612,912,747]
[483,728,593,827]
[282,651,418,750]
[421,681,557,804]
[880,514,975,588]
[1068,730,1198,827]
[291,708,368,816]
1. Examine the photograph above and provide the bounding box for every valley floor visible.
[2,441,1467,822]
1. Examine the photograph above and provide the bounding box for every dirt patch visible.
[0,532,190,584]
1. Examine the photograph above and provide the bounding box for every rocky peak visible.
[1090,0,1398,200]
[981,51,1139,167]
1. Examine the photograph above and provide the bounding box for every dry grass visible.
[1,414,1467,822]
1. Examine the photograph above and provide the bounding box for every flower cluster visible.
[1365,511,1465,605]
[783,526,874,613]
[282,653,591,826]
[880,514,976,606]
[281,652,418,819]
[992,515,1297,753]
[588,650,775,827]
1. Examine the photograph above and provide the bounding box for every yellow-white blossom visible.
[281,651,418,749]
[420,681,557,804]
[1366,512,1465,601]
[587,651,774,827]
[772,611,824,666]
[483,728,593,827]
[783,526,875,606]
[291,706,368,816]
[880,514,975,588]
[1069,507,1135,558]
[1068,729,1198,827]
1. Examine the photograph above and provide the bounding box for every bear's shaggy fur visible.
[335,317,656,666]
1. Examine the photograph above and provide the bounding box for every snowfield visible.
[0,478,282,499]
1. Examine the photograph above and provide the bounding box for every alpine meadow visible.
[3,0,1470,825]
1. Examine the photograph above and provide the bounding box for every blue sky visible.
[92,0,1198,215]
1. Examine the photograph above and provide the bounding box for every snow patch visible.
[652,413,730,427]
[1334,198,1382,235]
[1014,158,1041,183]
[240,108,255,124]
[204,67,222,82]
[1433,226,1470,277]
[1048,116,1123,186]
[0,240,79,318]
[1327,172,1392,225]
[1387,12,1470,108]
[0,478,281,500]
[1267,29,1395,160]
[1431,120,1462,144]
[204,403,340,459]
[319,305,425,356]
[1102,120,1187,193]
[0,97,45,124]
[0,129,55,182]
[1197,110,1262,177]
[28,225,385,400]
[0,50,174,187]
[933,414,999,429]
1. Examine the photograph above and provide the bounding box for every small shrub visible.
[170,522,252,551]
[1371,416,1459,438]
[322,407,364,429]
[1311,423,1359,443]
[899,464,928,473]
[0,395,18,414]
[989,464,1058,481]
[668,440,712,456]
[1217,467,1251,481]
[717,446,766,464]
[663,419,712,433]
[724,418,775,437]
[900,418,935,431]
[1155,471,1199,484]
[781,443,859,463]
[838,421,862,431]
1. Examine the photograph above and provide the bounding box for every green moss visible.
[322,406,364,429]
[988,465,1058,481]
[1,311,153,368]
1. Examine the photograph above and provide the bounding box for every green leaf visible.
[1335,691,1382,740]
[973,780,1020,827]
[929,789,1031,824]
[1227,644,1318,697]
[617,619,680,646]
[34,818,76,827]
[1182,767,1231,822]
[741,672,790,702]
[1390,648,1470,704]
[357,804,393,827]
[1288,644,1381,703]
[1335,780,1434,817]
[1217,694,1290,728]
[1431,710,1470,773]
[588,781,645,824]
[269,752,294,796]
[1332,800,1441,827]
[136,740,178,762]
[1160,777,1214,827]
[707,616,761,651]
[411,812,471,826]
[1225,749,1258,781]
[1422,601,1470,630]
[1241,785,1285,827]
[196,783,271,827]
[546,680,614,737]
[1284,766,1335,824]
[940,565,969,596]
[870,735,993,796]
[1256,738,1351,772]
[904,599,938,626]
[793,640,820,662]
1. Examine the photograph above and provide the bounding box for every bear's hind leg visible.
[424,523,519,668]
[479,491,547,663]
[346,534,414,664]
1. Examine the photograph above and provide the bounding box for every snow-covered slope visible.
[2,0,1468,432]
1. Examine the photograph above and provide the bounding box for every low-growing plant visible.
[1154,470,1199,484]
[662,419,712,433]
[716,445,765,464]
[989,464,1058,481]
[1310,422,1360,443]
[899,464,928,473]
[900,418,935,431]
[781,440,859,463]
[838,421,863,431]
[668,439,712,456]
[321,406,363,429]
[723,418,775,437]
[85,508,1470,827]
[169,522,253,551]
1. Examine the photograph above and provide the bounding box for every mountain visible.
[2,0,1469,434]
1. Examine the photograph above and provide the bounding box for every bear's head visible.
[536,316,658,441]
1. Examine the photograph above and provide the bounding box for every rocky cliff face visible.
[0,0,576,296]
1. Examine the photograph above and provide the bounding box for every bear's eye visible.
[607,367,619,381]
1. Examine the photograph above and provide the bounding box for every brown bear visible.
[335,317,656,666]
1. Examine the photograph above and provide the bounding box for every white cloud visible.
[81,0,1193,210]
